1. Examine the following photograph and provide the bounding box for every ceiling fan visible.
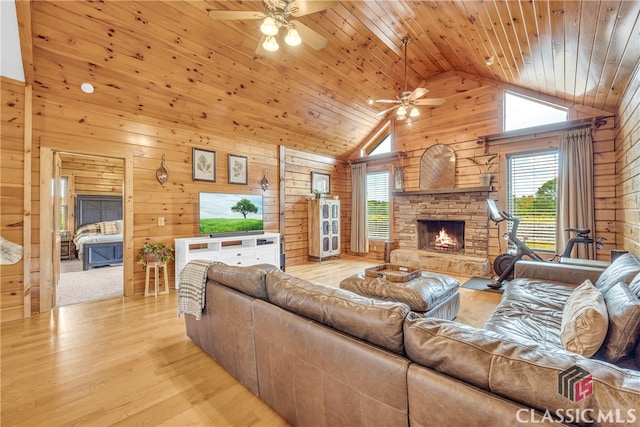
[369,37,446,120]
[208,0,336,54]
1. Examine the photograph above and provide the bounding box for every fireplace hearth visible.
[418,219,465,254]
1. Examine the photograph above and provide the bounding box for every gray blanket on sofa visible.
[177,260,213,320]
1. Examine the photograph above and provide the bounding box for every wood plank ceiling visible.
[25,1,640,158]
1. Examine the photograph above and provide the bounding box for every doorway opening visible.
[55,153,125,307]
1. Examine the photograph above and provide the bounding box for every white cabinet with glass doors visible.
[308,198,340,261]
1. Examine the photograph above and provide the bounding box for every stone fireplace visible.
[418,219,465,253]
[390,189,491,276]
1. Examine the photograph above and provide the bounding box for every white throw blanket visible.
[177,260,214,320]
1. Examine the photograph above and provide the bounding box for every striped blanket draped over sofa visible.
[177,260,215,320]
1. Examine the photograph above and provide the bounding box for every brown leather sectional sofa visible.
[184,255,640,427]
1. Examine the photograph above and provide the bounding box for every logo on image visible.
[558,365,593,402]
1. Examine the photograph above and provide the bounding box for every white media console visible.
[174,232,281,288]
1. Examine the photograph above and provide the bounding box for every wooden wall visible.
[615,64,640,256]
[390,71,617,266]
[59,154,124,232]
[3,65,638,320]
[1,77,26,322]
[282,148,348,267]
[30,93,281,312]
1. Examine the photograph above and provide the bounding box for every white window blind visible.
[507,151,558,250]
[366,171,390,240]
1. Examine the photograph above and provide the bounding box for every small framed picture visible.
[228,154,248,185]
[311,171,330,194]
[193,148,216,182]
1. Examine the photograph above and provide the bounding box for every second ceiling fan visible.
[369,37,446,120]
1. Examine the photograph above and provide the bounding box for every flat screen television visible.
[199,192,264,237]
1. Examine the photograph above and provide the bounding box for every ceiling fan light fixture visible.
[263,36,280,52]
[285,27,302,46]
[409,106,420,117]
[397,105,407,116]
[260,16,279,36]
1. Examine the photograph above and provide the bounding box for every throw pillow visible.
[601,282,640,363]
[99,221,118,235]
[560,279,609,358]
[594,253,640,294]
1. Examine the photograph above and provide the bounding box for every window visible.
[507,151,558,250]
[59,177,69,231]
[368,133,392,155]
[366,122,392,156]
[504,92,568,132]
[366,171,390,240]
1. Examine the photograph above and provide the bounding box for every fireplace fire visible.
[434,228,460,251]
[417,219,465,253]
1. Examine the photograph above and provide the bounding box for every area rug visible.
[461,276,505,294]
[57,265,123,307]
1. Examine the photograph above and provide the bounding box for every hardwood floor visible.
[1,256,501,426]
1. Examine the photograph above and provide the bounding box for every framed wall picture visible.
[193,148,216,182]
[311,171,330,194]
[228,154,248,185]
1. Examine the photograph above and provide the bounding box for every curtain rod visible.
[477,115,613,146]
[343,151,406,166]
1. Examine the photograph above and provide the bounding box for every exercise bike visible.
[486,199,605,289]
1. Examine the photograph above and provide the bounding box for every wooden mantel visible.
[393,186,493,196]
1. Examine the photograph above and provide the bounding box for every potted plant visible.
[311,189,322,200]
[466,154,497,186]
[137,242,175,269]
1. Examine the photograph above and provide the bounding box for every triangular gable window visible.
[504,91,568,132]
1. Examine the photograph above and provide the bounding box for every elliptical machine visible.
[486,199,543,288]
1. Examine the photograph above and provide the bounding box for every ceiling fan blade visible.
[408,87,429,101]
[413,98,446,106]
[376,104,401,117]
[254,34,268,55]
[208,10,266,20]
[372,99,401,104]
[291,21,328,50]
[290,1,338,17]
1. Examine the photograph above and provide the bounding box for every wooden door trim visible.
[39,138,134,312]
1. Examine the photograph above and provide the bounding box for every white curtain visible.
[351,163,369,254]
[556,127,596,259]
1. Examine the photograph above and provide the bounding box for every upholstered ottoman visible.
[340,270,460,320]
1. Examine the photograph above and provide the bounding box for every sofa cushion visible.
[404,316,640,418]
[484,280,574,348]
[601,282,640,363]
[560,280,608,358]
[514,260,605,286]
[207,263,277,300]
[629,272,640,296]
[265,270,410,354]
[595,253,640,294]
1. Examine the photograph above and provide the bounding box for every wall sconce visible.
[156,154,169,186]
[261,168,270,191]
